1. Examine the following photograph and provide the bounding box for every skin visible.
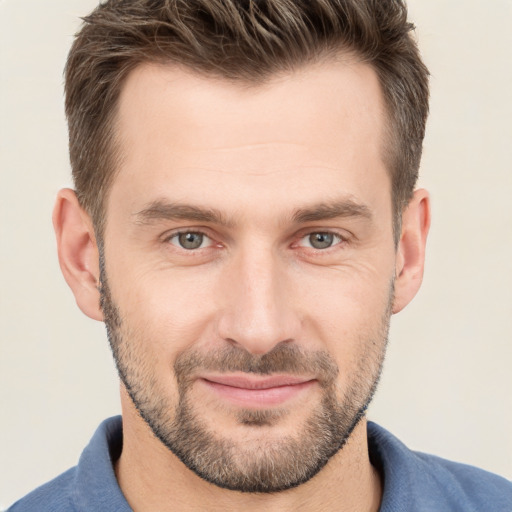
[53,58,430,511]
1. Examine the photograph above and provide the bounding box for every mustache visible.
[174,343,339,388]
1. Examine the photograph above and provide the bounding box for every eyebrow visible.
[133,201,233,227]
[133,197,372,227]
[291,199,372,223]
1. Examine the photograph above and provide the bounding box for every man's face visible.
[100,59,397,492]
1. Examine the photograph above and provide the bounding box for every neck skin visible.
[115,388,382,512]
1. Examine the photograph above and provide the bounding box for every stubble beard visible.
[99,257,391,493]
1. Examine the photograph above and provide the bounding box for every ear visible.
[392,189,431,314]
[53,188,103,321]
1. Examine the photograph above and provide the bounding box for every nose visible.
[216,244,300,355]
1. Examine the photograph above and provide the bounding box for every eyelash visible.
[295,232,346,251]
[163,229,349,253]
[164,230,216,250]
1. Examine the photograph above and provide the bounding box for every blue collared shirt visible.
[8,416,512,511]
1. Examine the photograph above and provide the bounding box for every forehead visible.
[109,59,389,222]
[116,58,386,152]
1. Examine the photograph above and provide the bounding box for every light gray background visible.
[1,0,511,508]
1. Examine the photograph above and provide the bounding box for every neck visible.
[116,393,382,512]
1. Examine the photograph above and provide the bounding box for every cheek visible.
[113,263,221,356]
[297,264,393,366]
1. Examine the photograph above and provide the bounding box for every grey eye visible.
[176,232,205,250]
[308,232,335,249]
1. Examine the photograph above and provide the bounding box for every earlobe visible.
[392,189,431,314]
[53,188,104,321]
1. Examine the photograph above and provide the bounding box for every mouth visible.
[198,374,317,408]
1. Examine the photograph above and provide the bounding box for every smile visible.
[198,375,317,408]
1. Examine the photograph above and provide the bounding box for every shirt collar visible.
[72,416,131,511]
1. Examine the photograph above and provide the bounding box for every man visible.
[8,0,512,510]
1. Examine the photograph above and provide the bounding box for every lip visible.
[198,374,316,408]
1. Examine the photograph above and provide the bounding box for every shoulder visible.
[7,468,77,512]
[415,451,512,507]
[7,416,128,512]
[368,422,512,512]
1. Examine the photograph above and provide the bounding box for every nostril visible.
[225,337,238,347]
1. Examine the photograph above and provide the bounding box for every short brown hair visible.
[65,0,429,238]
